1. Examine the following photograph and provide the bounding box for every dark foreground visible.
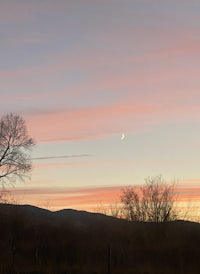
[0,204,200,274]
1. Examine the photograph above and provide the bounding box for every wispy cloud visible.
[25,103,158,142]
[7,184,200,211]
[8,185,122,210]
[25,96,200,143]
[32,154,92,160]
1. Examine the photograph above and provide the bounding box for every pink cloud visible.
[9,185,123,210]
[25,95,200,143]
[1,26,199,86]
[176,188,200,202]
[180,179,200,187]
[8,184,200,211]
[26,103,158,142]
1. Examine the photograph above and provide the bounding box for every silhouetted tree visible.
[121,175,178,222]
[0,113,35,187]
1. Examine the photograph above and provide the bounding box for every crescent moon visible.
[121,134,125,140]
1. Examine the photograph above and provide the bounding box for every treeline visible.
[0,204,200,274]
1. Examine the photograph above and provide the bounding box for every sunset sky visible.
[1,0,200,213]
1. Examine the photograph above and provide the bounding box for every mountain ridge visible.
[0,203,123,225]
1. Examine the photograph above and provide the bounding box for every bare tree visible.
[0,113,35,187]
[120,175,178,222]
[95,202,123,219]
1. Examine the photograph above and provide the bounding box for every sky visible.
[1,0,200,213]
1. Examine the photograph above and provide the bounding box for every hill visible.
[0,203,122,225]
[0,203,200,274]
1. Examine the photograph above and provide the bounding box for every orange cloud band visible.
[7,185,200,212]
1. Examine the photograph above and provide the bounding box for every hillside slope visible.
[0,203,200,274]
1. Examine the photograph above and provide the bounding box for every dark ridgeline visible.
[0,203,200,274]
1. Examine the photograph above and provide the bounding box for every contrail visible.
[32,154,92,160]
